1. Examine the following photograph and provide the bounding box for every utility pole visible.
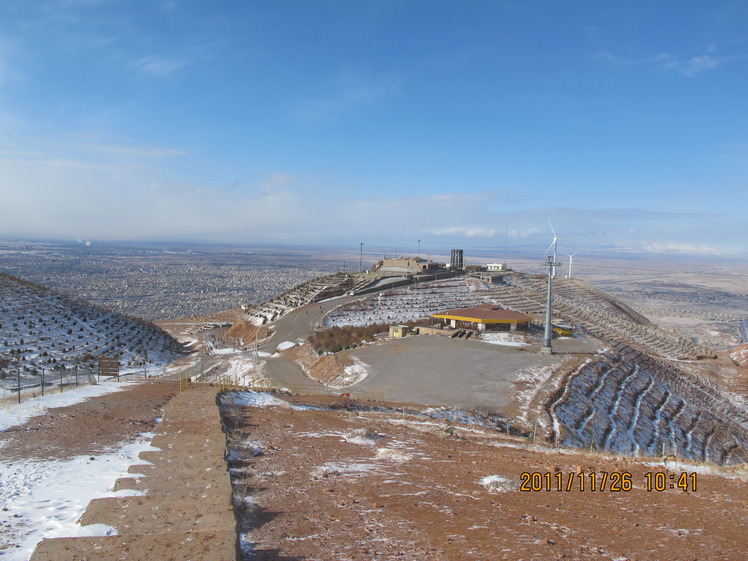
[541,255,559,355]
[359,242,363,272]
[418,239,421,257]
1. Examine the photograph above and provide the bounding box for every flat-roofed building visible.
[432,304,532,332]
[377,257,442,274]
[486,263,507,272]
[389,324,410,338]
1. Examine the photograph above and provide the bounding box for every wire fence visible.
[0,365,157,405]
[0,367,99,404]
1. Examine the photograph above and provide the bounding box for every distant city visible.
[0,241,339,320]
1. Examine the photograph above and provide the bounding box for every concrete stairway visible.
[29,387,237,561]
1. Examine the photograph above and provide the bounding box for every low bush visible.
[308,323,389,354]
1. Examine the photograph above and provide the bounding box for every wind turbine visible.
[545,220,559,279]
[563,251,579,278]
[541,220,561,355]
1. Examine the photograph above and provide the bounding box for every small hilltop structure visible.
[374,256,443,275]
[431,304,532,332]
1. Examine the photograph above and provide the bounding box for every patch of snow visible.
[479,474,517,492]
[312,460,388,478]
[479,333,529,347]
[290,404,324,411]
[276,341,296,352]
[376,448,413,462]
[344,428,380,446]
[221,390,289,408]
[327,357,370,389]
[211,347,241,355]
[514,364,559,423]
[0,434,159,560]
[292,430,346,439]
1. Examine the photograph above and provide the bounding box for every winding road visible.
[257,293,364,387]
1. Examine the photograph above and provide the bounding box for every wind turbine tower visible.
[564,251,579,278]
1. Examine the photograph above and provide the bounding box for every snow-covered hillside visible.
[0,274,187,391]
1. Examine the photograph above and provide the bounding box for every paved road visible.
[258,293,364,388]
[261,294,363,352]
[739,319,748,344]
[262,359,312,387]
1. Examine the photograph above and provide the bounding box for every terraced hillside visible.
[245,273,356,326]
[0,274,187,390]
[548,343,748,465]
[504,274,716,361]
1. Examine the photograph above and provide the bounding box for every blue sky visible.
[0,1,746,258]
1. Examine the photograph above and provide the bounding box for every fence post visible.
[60,370,63,392]
[17,364,21,404]
[41,368,45,397]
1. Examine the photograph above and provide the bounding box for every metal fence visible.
[0,367,99,404]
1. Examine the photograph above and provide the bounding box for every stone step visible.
[30,530,237,561]
[29,387,236,561]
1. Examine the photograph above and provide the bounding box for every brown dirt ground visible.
[3,384,747,561]
[223,394,748,561]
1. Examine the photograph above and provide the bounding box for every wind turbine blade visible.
[544,240,555,255]
[548,219,557,239]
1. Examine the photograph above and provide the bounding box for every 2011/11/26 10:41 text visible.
[519,471,698,492]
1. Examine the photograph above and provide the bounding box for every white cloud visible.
[427,227,497,238]
[595,47,738,77]
[639,241,725,255]
[507,227,539,238]
[607,240,738,257]
[293,73,400,122]
[70,143,185,158]
[654,53,721,77]
[262,173,296,190]
[130,55,189,76]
